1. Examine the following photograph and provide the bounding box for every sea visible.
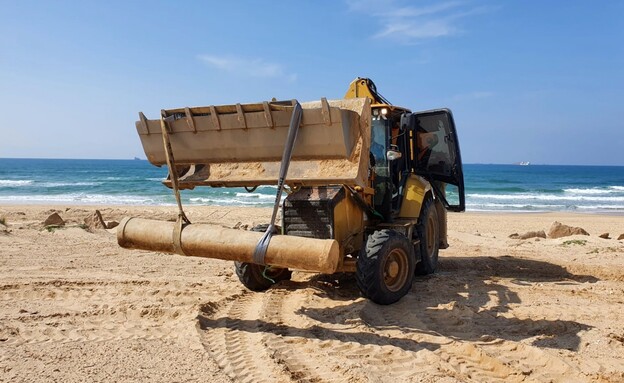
[1,158,623,214]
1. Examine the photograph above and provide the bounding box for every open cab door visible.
[401,109,465,212]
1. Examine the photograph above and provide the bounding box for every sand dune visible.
[0,205,623,382]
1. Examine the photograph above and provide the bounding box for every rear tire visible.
[415,198,440,275]
[356,229,416,305]
[234,224,292,292]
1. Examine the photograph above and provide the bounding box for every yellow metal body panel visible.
[333,189,364,257]
[344,78,378,101]
[344,78,411,114]
[332,188,364,273]
[398,175,431,219]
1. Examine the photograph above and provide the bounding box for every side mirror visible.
[386,149,402,161]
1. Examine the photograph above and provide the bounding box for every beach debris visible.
[84,210,107,230]
[44,213,65,227]
[599,233,610,239]
[509,230,546,240]
[0,221,8,235]
[547,221,589,239]
[65,207,88,214]
[562,239,587,246]
[106,221,119,229]
[617,234,624,240]
[609,332,624,344]
[232,222,249,230]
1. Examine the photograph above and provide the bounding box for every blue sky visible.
[1,0,622,165]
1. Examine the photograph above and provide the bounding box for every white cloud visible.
[198,54,297,82]
[348,0,492,44]
[382,2,462,18]
[375,20,456,40]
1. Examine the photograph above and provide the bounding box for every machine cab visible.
[370,107,465,220]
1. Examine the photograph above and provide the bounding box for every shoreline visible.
[2,202,624,217]
[2,203,623,244]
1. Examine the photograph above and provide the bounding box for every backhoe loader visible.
[118,77,465,304]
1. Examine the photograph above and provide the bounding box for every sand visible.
[0,205,623,382]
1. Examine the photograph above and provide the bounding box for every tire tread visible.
[356,230,415,305]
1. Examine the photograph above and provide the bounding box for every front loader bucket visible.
[117,217,340,274]
[125,97,370,272]
[135,98,371,189]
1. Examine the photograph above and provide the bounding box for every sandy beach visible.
[0,205,623,382]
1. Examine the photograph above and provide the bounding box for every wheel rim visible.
[382,248,409,292]
[426,213,437,259]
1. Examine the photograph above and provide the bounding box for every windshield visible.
[371,118,389,211]
[371,119,388,176]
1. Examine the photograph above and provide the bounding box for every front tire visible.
[234,224,292,291]
[415,198,440,275]
[234,262,292,291]
[356,230,416,305]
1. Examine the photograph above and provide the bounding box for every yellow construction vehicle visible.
[118,77,465,304]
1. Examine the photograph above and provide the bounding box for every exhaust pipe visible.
[117,217,340,274]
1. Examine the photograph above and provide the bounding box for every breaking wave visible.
[0,180,34,187]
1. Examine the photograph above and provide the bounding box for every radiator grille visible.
[282,186,344,239]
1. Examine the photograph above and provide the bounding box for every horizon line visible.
[0,157,623,167]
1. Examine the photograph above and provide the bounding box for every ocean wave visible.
[575,205,624,210]
[563,187,624,195]
[467,193,624,203]
[41,182,102,187]
[0,180,34,187]
[466,203,569,209]
[468,208,550,213]
[464,205,624,213]
[188,197,274,206]
[0,193,170,205]
[1,180,104,188]
[234,192,275,200]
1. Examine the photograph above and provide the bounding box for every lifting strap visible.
[159,110,192,256]
[252,100,303,265]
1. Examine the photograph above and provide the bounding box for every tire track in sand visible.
[197,292,293,383]
[364,294,588,382]
[0,280,206,346]
[197,284,466,382]
[261,287,434,382]
[196,277,595,383]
